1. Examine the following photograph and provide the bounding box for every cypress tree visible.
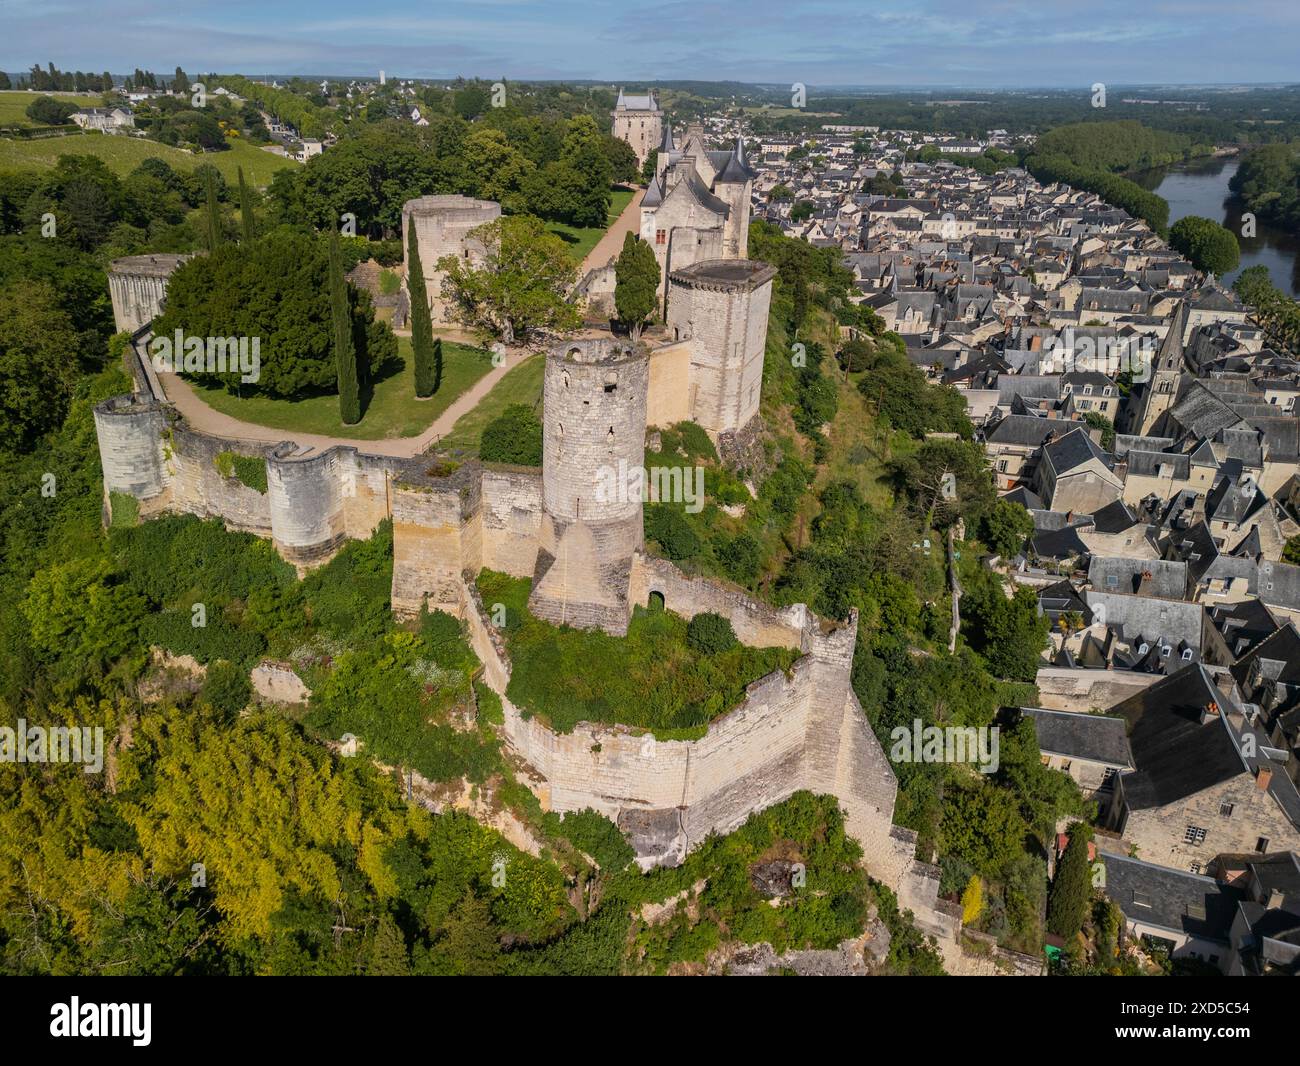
[433,337,443,393]
[237,166,255,243]
[613,231,659,340]
[1047,823,1094,941]
[329,231,361,424]
[407,226,436,397]
[203,167,222,251]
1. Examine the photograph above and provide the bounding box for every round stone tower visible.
[667,259,777,440]
[93,395,169,503]
[401,195,501,325]
[529,338,649,635]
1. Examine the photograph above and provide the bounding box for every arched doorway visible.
[648,590,665,613]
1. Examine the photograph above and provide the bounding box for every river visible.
[1132,155,1300,297]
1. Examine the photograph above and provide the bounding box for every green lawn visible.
[437,351,544,454]
[0,132,299,186]
[191,337,494,439]
[545,187,635,262]
[0,90,95,127]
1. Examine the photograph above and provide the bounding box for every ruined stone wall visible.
[628,553,806,647]
[391,470,482,616]
[99,390,404,571]
[109,272,169,334]
[107,255,189,333]
[645,342,693,428]
[167,425,273,535]
[480,467,543,578]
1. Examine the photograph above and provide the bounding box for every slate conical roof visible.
[716,134,756,183]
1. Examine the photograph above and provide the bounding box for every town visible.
[1,3,1299,1000]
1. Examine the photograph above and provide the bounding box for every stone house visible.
[1104,665,1300,875]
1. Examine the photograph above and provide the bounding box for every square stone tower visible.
[611,88,663,168]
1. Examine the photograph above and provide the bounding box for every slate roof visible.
[1098,849,1243,942]
[984,413,1057,447]
[1089,556,1188,600]
[1110,665,1247,810]
[1043,426,1111,475]
[1021,707,1133,767]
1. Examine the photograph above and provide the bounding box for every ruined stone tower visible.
[108,254,190,333]
[528,338,649,635]
[401,195,501,324]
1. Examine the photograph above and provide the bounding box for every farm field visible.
[0,130,299,186]
[0,89,96,126]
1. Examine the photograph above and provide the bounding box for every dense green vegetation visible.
[1229,143,1300,233]
[1235,265,1300,352]
[1168,215,1241,276]
[476,569,799,736]
[155,230,396,398]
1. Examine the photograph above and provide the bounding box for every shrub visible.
[686,612,737,655]
[214,451,268,494]
[479,404,542,466]
[201,659,252,718]
[644,504,702,560]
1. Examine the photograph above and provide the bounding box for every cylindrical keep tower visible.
[530,338,649,635]
[542,338,649,525]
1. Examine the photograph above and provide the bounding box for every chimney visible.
[1255,765,1273,791]
[1214,670,1235,701]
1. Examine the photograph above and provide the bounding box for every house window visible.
[1083,384,1093,395]
[655,229,666,245]
[1257,837,1269,853]
[1181,648,1193,661]
[1101,767,1118,789]
[1184,825,1207,846]
[1190,862,1201,874]
[1219,802,1234,818]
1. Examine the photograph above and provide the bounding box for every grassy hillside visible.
[0,131,299,186]
[0,90,95,127]
[437,352,544,454]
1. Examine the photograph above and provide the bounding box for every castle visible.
[641,124,756,309]
[94,177,960,945]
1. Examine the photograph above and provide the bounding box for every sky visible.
[2,0,1298,88]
